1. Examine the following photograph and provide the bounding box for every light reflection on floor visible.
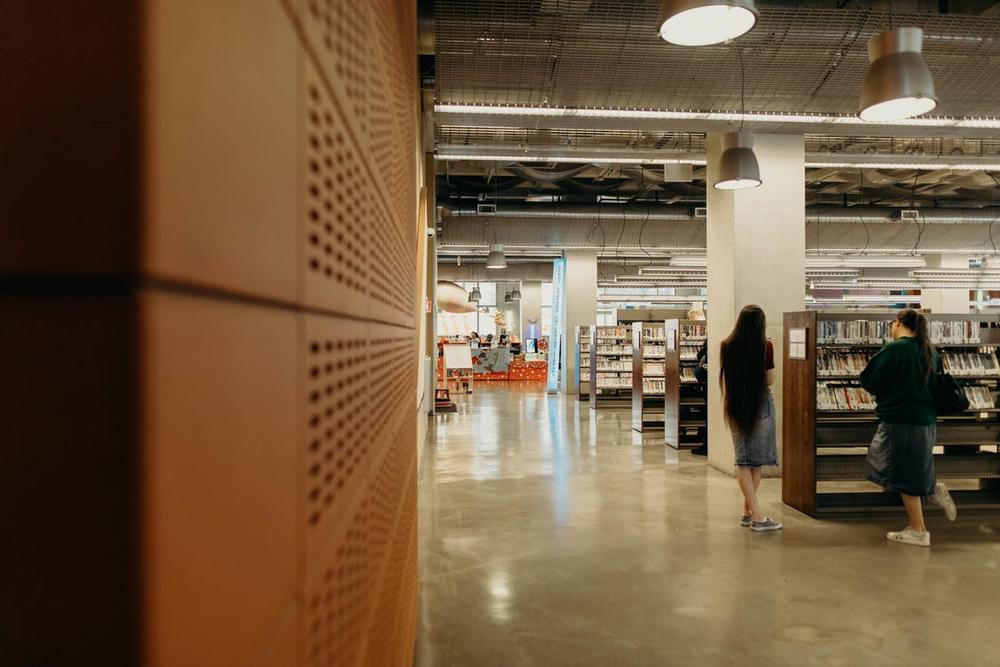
[418,385,1000,667]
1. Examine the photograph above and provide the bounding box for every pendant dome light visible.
[659,0,758,47]
[859,27,937,122]
[468,285,481,303]
[486,244,507,269]
[511,287,522,301]
[714,131,761,190]
[504,292,513,304]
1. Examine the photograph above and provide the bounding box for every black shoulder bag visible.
[930,352,969,416]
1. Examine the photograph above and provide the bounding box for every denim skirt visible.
[731,391,778,468]
[865,422,937,497]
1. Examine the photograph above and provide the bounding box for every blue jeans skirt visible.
[865,422,937,497]
[731,391,778,468]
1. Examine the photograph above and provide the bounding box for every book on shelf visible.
[596,344,633,355]
[641,326,665,341]
[817,349,871,377]
[941,351,1000,376]
[679,349,699,361]
[596,359,629,371]
[817,382,876,411]
[642,378,665,395]
[965,385,996,410]
[642,344,666,358]
[680,324,706,340]
[818,319,983,345]
[596,326,630,339]
[643,361,665,376]
[596,372,632,389]
[680,367,698,383]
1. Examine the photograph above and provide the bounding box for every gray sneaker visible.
[750,517,783,532]
[740,513,752,527]
[933,482,957,522]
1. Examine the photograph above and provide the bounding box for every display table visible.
[437,351,547,382]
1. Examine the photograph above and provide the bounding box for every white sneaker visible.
[887,526,930,547]
[933,482,957,522]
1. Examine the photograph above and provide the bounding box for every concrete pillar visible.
[922,253,969,314]
[706,134,806,475]
[519,280,543,341]
[563,250,598,393]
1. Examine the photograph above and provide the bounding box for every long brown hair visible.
[897,308,934,380]
[720,305,768,438]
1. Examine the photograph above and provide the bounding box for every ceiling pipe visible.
[441,202,1000,224]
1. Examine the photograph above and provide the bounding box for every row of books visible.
[818,320,983,345]
[643,362,665,377]
[965,386,996,410]
[817,350,1000,378]
[643,345,666,358]
[680,350,700,361]
[596,373,632,389]
[817,383,876,411]
[681,368,700,383]
[942,352,1000,376]
[595,345,633,355]
[643,379,665,395]
[595,326,630,340]
[817,382,995,411]
[641,326,665,341]
[595,360,629,371]
[681,324,707,340]
[817,350,872,376]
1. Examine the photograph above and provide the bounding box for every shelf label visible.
[789,328,807,360]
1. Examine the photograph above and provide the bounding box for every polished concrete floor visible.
[417,386,1000,667]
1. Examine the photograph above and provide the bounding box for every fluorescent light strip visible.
[435,104,1000,130]
[807,160,1000,171]
[433,153,706,166]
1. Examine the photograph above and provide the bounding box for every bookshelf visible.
[589,325,633,409]
[632,322,667,432]
[783,311,1000,517]
[663,319,708,449]
[576,325,591,401]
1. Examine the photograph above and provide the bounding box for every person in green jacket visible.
[860,309,957,547]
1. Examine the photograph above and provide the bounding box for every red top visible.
[765,340,775,370]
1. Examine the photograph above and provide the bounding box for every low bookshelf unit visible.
[782,311,1000,517]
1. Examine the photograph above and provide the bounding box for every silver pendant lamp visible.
[504,292,513,304]
[659,0,758,46]
[859,27,937,122]
[511,286,522,300]
[486,244,507,269]
[468,284,481,303]
[714,131,761,190]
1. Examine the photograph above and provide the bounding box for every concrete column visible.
[519,280,543,341]
[563,250,598,393]
[922,253,970,314]
[706,134,806,475]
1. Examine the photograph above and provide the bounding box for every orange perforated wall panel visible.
[2,1,420,665]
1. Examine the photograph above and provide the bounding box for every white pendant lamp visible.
[511,287,522,300]
[713,131,761,190]
[859,27,937,122]
[659,0,758,46]
[486,244,507,269]
[468,285,481,303]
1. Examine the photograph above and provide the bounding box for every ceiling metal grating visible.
[435,2,1000,117]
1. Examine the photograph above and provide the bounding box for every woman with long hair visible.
[720,305,782,532]
[860,309,957,547]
